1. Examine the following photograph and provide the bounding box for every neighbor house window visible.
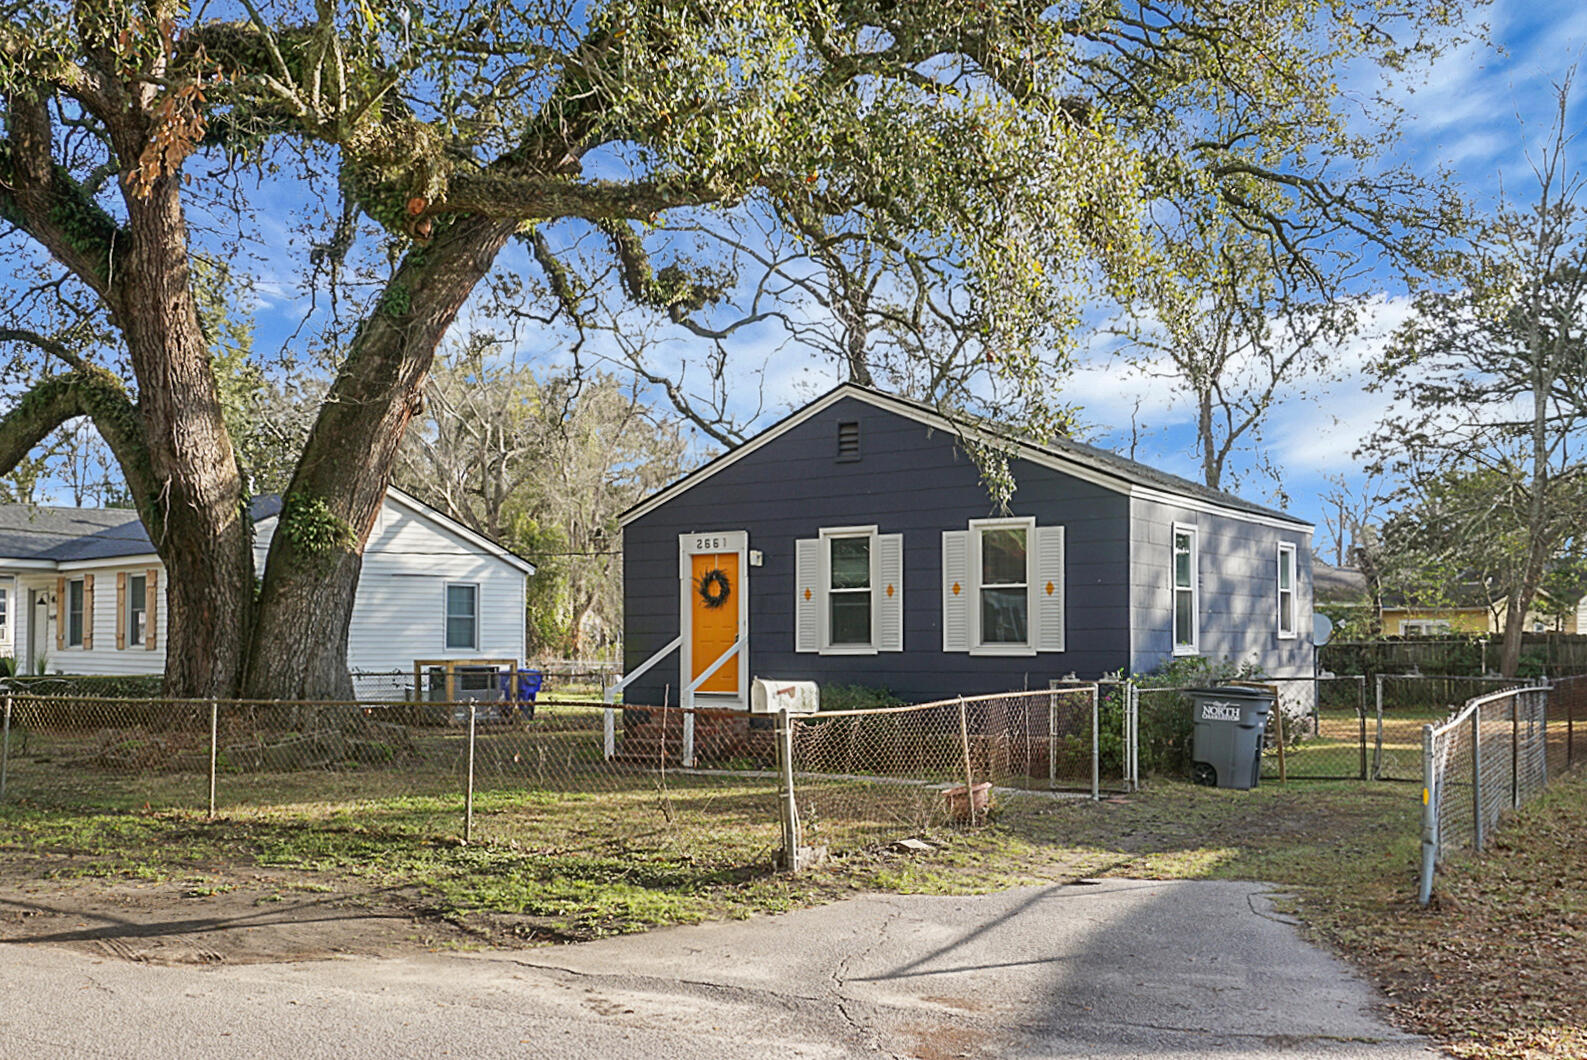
[1277,543,1297,639]
[67,578,85,647]
[0,586,7,639]
[1400,619,1452,636]
[127,574,147,647]
[1172,524,1198,654]
[794,527,904,654]
[445,583,479,651]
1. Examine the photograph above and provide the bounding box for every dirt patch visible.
[0,867,489,965]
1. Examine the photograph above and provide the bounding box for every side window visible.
[794,527,904,654]
[942,519,1064,655]
[1172,524,1198,654]
[445,583,479,651]
[1277,543,1297,639]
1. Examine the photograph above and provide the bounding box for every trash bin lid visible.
[1187,685,1274,701]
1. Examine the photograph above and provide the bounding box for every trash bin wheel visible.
[1191,762,1217,787]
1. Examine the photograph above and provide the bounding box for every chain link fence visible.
[784,687,1100,861]
[0,694,783,866]
[1418,686,1551,905]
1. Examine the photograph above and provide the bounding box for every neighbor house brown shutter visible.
[116,572,127,650]
[146,568,159,650]
[82,574,94,650]
[55,576,65,650]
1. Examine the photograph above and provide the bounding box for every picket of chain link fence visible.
[0,682,1117,870]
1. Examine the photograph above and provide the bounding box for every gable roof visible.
[621,383,1312,530]
[0,486,534,574]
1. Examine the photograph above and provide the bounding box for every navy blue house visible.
[618,384,1313,709]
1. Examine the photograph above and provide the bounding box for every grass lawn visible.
[0,752,1582,1057]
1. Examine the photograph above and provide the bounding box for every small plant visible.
[818,683,906,712]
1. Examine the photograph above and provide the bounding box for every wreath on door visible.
[697,568,732,609]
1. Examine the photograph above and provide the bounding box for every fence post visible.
[1418,723,1437,907]
[1511,694,1521,811]
[1373,674,1385,780]
[603,706,616,761]
[1130,680,1140,791]
[1,694,10,804]
[776,708,801,872]
[465,702,477,844]
[207,699,218,819]
[1472,706,1484,852]
[1047,689,1057,790]
[1091,684,1100,801]
[958,697,977,827]
[1569,680,1576,770]
[1357,676,1368,781]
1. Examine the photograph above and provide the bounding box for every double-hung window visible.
[1172,524,1198,655]
[794,527,904,654]
[0,586,7,642]
[827,532,873,647]
[1276,543,1297,639]
[942,518,1064,655]
[66,578,85,647]
[445,583,479,651]
[127,573,148,646]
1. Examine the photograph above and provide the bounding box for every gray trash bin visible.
[1188,685,1274,790]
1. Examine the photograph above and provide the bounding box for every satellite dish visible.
[1313,613,1335,647]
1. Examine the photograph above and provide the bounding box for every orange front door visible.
[690,552,740,694]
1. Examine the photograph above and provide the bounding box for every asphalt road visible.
[0,879,1443,1059]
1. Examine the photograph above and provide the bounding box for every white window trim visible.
[1171,522,1199,656]
[819,525,879,656]
[66,576,86,649]
[969,516,1038,657]
[444,581,481,652]
[1276,542,1297,640]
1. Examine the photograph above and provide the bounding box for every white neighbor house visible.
[0,487,532,681]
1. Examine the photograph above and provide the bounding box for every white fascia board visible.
[56,553,163,572]
[0,557,59,570]
[621,383,1313,533]
[383,486,536,574]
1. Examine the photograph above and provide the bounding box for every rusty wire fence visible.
[0,687,1110,869]
[783,687,1102,861]
[0,694,784,866]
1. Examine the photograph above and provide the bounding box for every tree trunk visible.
[243,217,518,700]
[114,176,253,699]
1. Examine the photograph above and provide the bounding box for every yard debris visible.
[891,838,936,854]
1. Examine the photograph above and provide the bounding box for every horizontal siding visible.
[623,397,1132,704]
[12,500,525,682]
[1129,495,1314,679]
[14,567,168,677]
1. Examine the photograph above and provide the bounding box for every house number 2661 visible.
[694,536,729,550]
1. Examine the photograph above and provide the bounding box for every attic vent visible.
[836,421,861,461]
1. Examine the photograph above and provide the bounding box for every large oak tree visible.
[0,0,1471,697]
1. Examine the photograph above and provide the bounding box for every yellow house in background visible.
[1314,564,1579,636]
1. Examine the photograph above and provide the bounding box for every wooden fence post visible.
[958,697,977,826]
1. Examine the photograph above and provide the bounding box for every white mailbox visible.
[750,678,820,714]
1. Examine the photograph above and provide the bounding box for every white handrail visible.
[602,635,682,761]
[603,635,683,706]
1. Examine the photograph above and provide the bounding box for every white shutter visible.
[1035,525,1065,652]
[876,533,904,652]
[942,531,970,652]
[795,538,820,652]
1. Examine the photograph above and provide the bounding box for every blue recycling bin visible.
[499,668,543,719]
